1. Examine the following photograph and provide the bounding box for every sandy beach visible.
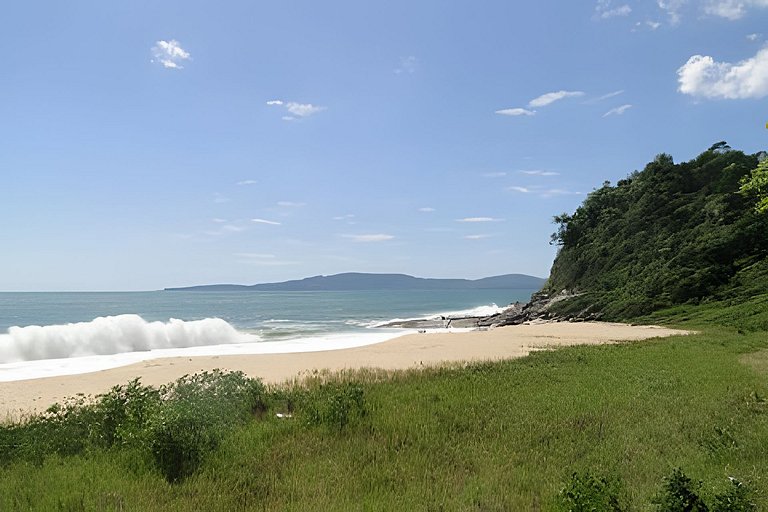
[0,322,688,420]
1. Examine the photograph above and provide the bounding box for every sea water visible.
[0,289,536,381]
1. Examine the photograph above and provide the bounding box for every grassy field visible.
[2,304,768,510]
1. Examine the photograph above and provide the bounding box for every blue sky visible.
[2,0,768,291]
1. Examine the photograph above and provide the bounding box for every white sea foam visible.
[0,314,247,364]
[0,315,412,382]
[367,303,506,328]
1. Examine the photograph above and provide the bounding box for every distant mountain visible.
[165,273,545,292]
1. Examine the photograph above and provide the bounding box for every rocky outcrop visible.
[378,289,595,331]
[477,289,592,327]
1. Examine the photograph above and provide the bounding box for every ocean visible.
[0,289,536,381]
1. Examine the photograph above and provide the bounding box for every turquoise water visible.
[0,289,537,379]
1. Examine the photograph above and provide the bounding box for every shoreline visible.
[0,321,689,421]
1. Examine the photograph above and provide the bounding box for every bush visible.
[653,468,708,511]
[558,472,626,511]
[711,478,756,512]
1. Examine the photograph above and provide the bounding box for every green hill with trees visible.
[545,142,768,325]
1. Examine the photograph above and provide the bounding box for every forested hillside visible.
[546,143,768,320]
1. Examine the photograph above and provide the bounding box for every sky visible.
[2,0,768,291]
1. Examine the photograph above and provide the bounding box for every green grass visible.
[1,322,767,510]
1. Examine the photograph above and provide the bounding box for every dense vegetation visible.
[547,143,768,321]
[1,324,767,510]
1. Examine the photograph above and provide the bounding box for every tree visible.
[740,158,768,214]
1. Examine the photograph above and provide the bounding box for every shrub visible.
[558,471,626,511]
[711,478,756,512]
[653,468,708,511]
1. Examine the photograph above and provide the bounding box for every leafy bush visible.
[711,478,756,512]
[558,472,626,511]
[653,468,708,511]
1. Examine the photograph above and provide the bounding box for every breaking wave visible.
[0,314,247,363]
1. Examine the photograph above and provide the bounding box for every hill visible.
[544,143,768,322]
[165,272,545,292]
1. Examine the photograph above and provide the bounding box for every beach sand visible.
[0,322,688,420]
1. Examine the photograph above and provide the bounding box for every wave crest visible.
[0,314,243,363]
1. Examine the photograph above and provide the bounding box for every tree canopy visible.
[545,145,768,319]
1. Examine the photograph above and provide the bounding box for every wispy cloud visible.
[267,100,327,121]
[519,170,561,176]
[595,0,632,19]
[483,171,508,178]
[333,214,356,221]
[277,201,306,207]
[222,225,246,233]
[456,217,504,223]
[508,186,531,193]
[540,189,583,198]
[343,234,395,242]
[394,56,418,74]
[528,90,585,108]
[237,179,257,186]
[657,0,687,25]
[212,218,227,223]
[418,207,436,212]
[603,104,633,116]
[584,90,624,104]
[151,40,191,69]
[702,0,768,20]
[677,47,768,99]
[465,234,492,240]
[251,218,282,226]
[495,108,536,116]
[747,33,761,41]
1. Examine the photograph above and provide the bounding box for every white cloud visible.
[237,180,257,186]
[465,234,492,240]
[528,90,585,108]
[519,170,560,176]
[251,218,282,225]
[267,99,326,120]
[418,207,436,212]
[286,102,326,117]
[456,217,504,222]
[333,214,356,220]
[222,225,246,233]
[395,56,418,74]
[586,90,625,103]
[212,218,227,223]
[277,201,306,207]
[747,33,761,41]
[343,234,395,242]
[657,0,687,24]
[151,40,191,69]
[508,186,531,193]
[703,0,768,20]
[540,189,583,198]
[595,0,632,19]
[677,47,768,99]
[603,104,633,116]
[495,108,536,116]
